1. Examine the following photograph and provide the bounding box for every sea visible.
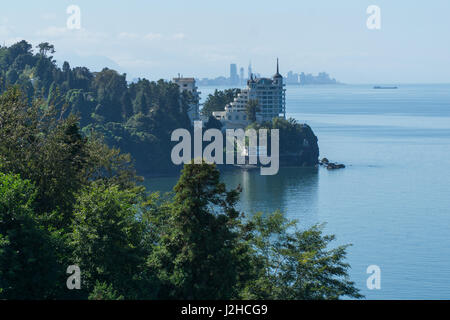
[144,84,450,299]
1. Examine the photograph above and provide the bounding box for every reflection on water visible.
[222,168,319,225]
[145,167,319,226]
[145,168,319,227]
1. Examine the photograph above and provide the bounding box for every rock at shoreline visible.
[326,163,346,170]
[319,157,346,169]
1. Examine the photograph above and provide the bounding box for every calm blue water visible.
[145,84,450,299]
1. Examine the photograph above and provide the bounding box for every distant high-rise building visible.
[248,61,253,79]
[286,71,299,84]
[298,71,337,85]
[239,67,245,85]
[230,63,239,86]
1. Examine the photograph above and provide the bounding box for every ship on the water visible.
[374,86,398,89]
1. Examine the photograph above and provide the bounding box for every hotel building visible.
[213,59,286,128]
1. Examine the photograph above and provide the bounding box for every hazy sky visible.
[1,0,449,83]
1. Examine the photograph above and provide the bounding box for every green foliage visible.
[36,42,55,58]
[0,41,191,175]
[92,68,131,122]
[0,173,62,299]
[240,212,363,299]
[245,99,260,123]
[144,162,361,300]
[146,162,243,299]
[248,117,319,166]
[0,87,140,229]
[0,41,360,301]
[0,85,145,299]
[88,281,124,300]
[70,182,156,299]
[201,88,241,116]
[0,87,89,226]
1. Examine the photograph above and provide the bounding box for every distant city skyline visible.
[195,62,339,86]
[1,0,450,83]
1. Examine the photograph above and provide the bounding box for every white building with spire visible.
[213,59,286,128]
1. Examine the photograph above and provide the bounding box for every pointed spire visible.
[273,58,282,78]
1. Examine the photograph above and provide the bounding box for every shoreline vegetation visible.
[0,41,320,177]
[0,40,361,300]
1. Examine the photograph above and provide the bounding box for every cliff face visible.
[245,118,320,168]
[279,124,319,167]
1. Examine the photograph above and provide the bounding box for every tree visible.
[0,41,209,175]
[69,182,156,299]
[7,40,33,62]
[201,88,241,116]
[92,68,132,122]
[146,161,243,299]
[88,281,124,300]
[37,42,55,58]
[0,173,62,299]
[239,211,363,300]
[0,87,91,227]
[204,115,223,130]
[245,99,260,123]
[0,87,142,225]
